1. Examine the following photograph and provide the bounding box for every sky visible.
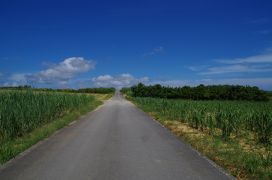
[0,0,272,89]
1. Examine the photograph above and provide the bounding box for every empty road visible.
[0,92,233,180]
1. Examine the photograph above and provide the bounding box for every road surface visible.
[0,92,233,180]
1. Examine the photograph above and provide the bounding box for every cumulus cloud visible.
[28,57,95,84]
[6,57,95,86]
[92,73,149,88]
[94,75,113,81]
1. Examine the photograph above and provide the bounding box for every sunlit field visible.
[0,89,114,163]
[129,97,272,179]
[123,83,272,179]
[0,90,95,141]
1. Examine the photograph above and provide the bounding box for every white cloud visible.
[0,73,29,87]
[2,82,20,87]
[29,57,95,84]
[200,64,272,75]
[186,65,208,72]
[10,73,28,82]
[216,53,272,64]
[92,73,149,88]
[8,57,95,86]
[188,51,272,75]
[95,75,113,81]
[144,46,164,56]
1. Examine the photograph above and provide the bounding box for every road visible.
[0,92,233,180]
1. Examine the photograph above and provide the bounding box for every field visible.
[129,97,272,179]
[0,90,110,163]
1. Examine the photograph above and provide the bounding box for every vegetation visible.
[120,87,132,96]
[0,85,32,90]
[0,86,116,94]
[0,90,93,140]
[0,90,104,163]
[122,83,272,178]
[130,97,272,144]
[77,87,115,94]
[129,83,269,101]
[127,96,272,179]
[267,91,272,100]
[90,93,114,102]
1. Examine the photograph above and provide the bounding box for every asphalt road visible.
[0,92,233,180]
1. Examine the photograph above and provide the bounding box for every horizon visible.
[1,1,272,90]
[1,83,271,92]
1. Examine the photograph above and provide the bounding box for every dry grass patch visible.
[89,93,113,101]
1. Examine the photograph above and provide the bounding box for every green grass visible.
[0,90,105,164]
[128,97,272,179]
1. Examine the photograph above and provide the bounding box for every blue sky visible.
[0,0,272,89]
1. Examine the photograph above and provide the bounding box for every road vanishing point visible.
[0,92,233,180]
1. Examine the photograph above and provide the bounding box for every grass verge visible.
[0,96,103,164]
[90,93,113,101]
[128,97,272,179]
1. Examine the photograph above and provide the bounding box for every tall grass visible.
[130,97,272,178]
[131,97,272,144]
[0,90,95,142]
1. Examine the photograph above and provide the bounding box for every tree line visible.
[123,83,269,101]
[77,88,115,94]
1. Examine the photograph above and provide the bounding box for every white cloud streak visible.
[216,53,272,64]
[200,64,272,75]
[188,51,272,75]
